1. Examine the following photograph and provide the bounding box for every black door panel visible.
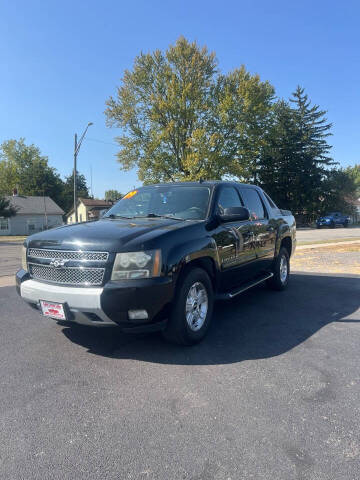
[212,185,257,291]
[213,223,256,290]
[251,219,277,271]
[238,187,276,272]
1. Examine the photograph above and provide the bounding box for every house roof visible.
[5,195,64,215]
[79,198,112,207]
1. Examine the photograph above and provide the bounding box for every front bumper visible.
[16,270,173,331]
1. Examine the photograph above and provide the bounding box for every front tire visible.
[162,268,214,345]
[267,247,290,291]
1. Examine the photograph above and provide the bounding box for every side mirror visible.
[99,209,109,218]
[218,206,250,223]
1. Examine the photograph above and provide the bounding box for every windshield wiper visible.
[137,213,185,221]
[105,214,132,219]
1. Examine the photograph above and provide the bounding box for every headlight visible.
[111,250,161,280]
[21,246,27,271]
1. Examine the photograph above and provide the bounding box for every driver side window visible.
[121,191,151,216]
[217,187,243,214]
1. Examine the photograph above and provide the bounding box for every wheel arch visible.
[175,256,218,292]
[280,236,292,258]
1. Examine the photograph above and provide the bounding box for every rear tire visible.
[267,247,290,291]
[162,268,214,345]
[344,221,348,228]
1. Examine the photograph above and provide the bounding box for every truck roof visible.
[147,180,260,189]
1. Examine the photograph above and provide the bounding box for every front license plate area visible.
[40,300,67,320]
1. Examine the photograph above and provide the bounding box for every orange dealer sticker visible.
[123,190,138,200]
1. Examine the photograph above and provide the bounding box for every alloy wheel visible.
[185,281,208,331]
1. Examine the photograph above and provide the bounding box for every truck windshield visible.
[104,185,211,220]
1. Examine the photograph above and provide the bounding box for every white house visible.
[0,195,64,236]
[66,198,112,224]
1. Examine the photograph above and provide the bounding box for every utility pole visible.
[90,164,93,198]
[73,133,78,222]
[43,192,48,230]
[73,122,93,223]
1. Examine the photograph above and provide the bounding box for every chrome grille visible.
[28,248,109,262]
[29,264,105,286]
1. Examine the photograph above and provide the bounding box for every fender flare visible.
[166,237,220,288]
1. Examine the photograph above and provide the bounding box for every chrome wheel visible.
[279,255,288,283]
[185,281,208,332]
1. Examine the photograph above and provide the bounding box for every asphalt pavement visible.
[296,225,360,243]
[0,271,359,479]
[0,241,22,278]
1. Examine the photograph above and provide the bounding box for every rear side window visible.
[264,192,277,209]
[217,187,243,214]
[240,188,266,220]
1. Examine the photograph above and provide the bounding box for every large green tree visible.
[258,87,334,220]
[345,164,360,195]
[320,168,357,215]
[105,189,123,202]
[216,67,275,182]
[105,37,274,183]
[0,139,64,207]
[0,195,17,218]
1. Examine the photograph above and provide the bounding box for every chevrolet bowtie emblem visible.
[49,259,67,268]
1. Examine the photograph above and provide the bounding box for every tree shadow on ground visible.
[61,272,360,365]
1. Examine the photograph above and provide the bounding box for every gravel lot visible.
[293,244,360,275]
[0,234,359,479]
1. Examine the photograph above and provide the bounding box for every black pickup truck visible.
[17,181,296,345]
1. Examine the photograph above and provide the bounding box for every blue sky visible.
[1,0,359,198]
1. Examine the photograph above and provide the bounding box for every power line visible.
[85,137,118,147]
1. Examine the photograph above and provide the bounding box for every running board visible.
[216,272,274,300]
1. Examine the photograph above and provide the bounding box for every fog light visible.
[128,309,148,320]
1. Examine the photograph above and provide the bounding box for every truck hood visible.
[26,218,193,252]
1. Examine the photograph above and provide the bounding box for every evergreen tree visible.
[257,101,296,207]
[259,87,334,221]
